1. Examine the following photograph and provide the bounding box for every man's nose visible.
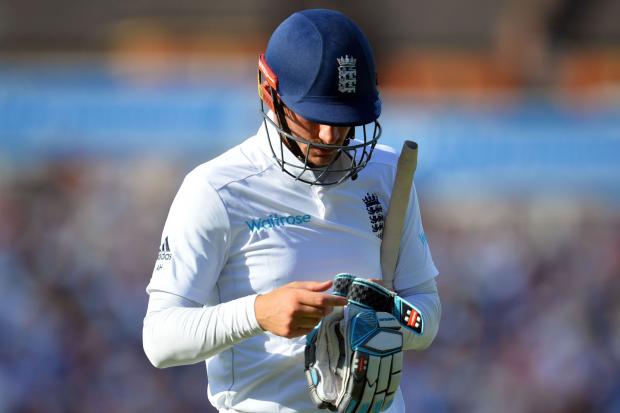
[318,124,342,145]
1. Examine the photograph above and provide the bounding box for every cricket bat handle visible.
[381,140,418,291]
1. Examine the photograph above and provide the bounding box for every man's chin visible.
[308,155,337,167]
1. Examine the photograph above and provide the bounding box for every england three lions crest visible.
[363,192,384,239]
[337,55,357,93]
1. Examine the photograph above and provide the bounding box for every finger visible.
[287,280,333,292]
[295,317,323,329]
[297,291,348,308]
[297,303,337,317]
[321,305,335,316]
[294,304,326,318]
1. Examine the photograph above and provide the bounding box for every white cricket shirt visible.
[147,120,438,412]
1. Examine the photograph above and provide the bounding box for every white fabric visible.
[400,278,442,351]
[143,292,262,368]
[144,120,439,412]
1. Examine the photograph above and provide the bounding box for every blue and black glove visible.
[305,274,424,413]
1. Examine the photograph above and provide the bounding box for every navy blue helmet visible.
[258,9,382,185]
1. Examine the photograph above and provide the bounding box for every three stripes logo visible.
[157,236,172,261]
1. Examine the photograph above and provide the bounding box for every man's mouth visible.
[312,147,337,156]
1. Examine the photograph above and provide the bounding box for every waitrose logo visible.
[245,213,312,233]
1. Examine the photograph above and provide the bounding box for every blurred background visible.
[1,0,619,412]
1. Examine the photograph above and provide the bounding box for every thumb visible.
[287,280,333,292]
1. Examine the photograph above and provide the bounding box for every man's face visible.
[283,107,351,167]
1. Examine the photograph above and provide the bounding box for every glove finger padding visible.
[336,308,404,413]
[335,280,403,413]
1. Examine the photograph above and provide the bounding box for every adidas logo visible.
[157,236,172,261]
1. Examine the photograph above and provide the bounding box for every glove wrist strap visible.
[333,274,424,335]
[347,279,394,313]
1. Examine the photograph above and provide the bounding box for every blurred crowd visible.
[0,160,208,413]
[2,0,619,411]
[407,196,620,412]
[1,159,618,412]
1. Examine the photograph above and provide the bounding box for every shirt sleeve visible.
[398,277,441,351]
[147,169,231,305]
[143,291,263,368]
[392,182,438,293]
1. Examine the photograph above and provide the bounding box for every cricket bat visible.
[381,140,418,291]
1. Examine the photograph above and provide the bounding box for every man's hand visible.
[255,280,348,338]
